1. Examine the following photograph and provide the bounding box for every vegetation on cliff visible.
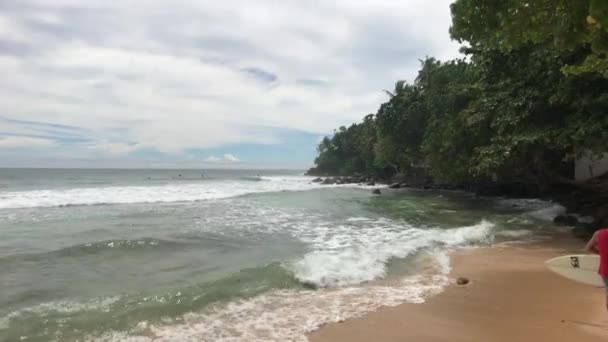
[310,0,608,192]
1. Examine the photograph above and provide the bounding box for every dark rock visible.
[367,181,376,186]
[301,281,318,290]
[322,178,336,185]
[456,277,469,285]
[475,183,502,197]
[312,177,323,183]
[305,167,320,176]
[475,182,540,198]
[389,183,401,189]
[372,189,381,195]
[553,215,579,226]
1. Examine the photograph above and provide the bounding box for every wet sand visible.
[309,237,608,342]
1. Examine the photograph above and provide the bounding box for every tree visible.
[310,1,608,191]
[420,59,484,181]
[450,0,608,76]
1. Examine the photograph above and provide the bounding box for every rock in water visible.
[389,183,401,189]
[553,215,579,226]
[372,189,381,195]
[367,181,376,186]
[301,281,318,290]
[312,177,323,183]
[456,277,469,285]
[322,178,336,185]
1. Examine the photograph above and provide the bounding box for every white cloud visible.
[0,0,461,164]
[0,136,56,148]
[223,154,240,162]
[205,154,241,163]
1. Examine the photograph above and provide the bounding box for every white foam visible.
[346,217,371,222]
[0,296,120,330]
[290,220,494,287]
[497,198,566,222]
[497,198,551,209]
[0,177,379,209]
[572,214,595,224]
[527,204,566,221]
[92,254,451,342]
[191,204,495,288]
[496,230,533,238]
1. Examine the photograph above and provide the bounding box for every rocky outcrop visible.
[314,176,378,186]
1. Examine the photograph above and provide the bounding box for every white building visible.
[575,152,608,181]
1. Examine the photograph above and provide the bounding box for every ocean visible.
[0,168,567,341]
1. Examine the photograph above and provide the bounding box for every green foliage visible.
[313,117,378,176]
[312,2,607,188]
[465,45,608,181]
[450,0,608,77]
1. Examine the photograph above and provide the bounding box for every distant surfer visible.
[584,228,608,312]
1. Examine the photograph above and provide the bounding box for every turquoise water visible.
[0,169,565,341]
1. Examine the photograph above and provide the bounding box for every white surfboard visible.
[545,255,604,287]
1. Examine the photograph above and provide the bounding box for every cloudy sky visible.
[0,0,461,169]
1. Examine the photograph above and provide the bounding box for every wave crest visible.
[0,176,377,209]
[290,220,494,287]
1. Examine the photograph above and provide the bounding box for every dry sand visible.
[309,237,608,342]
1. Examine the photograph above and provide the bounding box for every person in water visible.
[585,228,608,311]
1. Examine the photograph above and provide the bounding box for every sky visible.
[0,0,461,169]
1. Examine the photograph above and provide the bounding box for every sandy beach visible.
[309,236,608,342]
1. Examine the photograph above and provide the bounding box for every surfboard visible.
[545,255,604,287]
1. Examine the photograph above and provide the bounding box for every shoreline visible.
[308,175,607,237]
[308,235,608,342]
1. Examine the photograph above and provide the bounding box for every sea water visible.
[0,168,566,341]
